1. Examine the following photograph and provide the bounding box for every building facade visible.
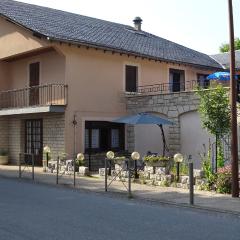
[0,0,223,169]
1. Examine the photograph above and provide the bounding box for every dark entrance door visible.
[169,69,185,92]
[25,119,43,166]
[172,72,181,92]
[29,62,40,106]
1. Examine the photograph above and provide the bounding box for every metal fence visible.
[0,84,67,109]
[137,80,209,94]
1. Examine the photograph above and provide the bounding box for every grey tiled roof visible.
[211,51,240,70]
[0,0,222,69]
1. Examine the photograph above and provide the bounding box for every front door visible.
[29,62,40,106]
[25,119,43,166]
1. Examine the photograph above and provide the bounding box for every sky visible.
[17,0,240,55]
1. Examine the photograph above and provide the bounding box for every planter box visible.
[145,161,168,168]
[0,156,8,165]
[79,166,89,176]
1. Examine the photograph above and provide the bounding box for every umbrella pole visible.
[158,124,167,156]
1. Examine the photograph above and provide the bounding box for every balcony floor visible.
[0,105,65,116]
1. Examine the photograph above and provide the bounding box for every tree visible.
[219,37,240,53]
[196,84,231,169]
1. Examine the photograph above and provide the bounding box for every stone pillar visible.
[0,117,9,151]
[127,125,135,152]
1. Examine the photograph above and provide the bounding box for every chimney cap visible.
[133,17,142,31]
[133,16,143,24]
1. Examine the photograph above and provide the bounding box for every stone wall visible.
[1,113,65,164]
[0,117,9,151]
[8,118,23,163]
[43,114,65,160]
[126,91,200,155]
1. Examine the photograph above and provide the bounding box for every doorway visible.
[25,119,43,165]
[169,69,185,92]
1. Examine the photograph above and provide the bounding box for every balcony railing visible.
[0,84,67,110]
[137,80,210,95]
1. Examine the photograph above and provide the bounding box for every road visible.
[0,178,239,240]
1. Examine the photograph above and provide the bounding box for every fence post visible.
[73,158,76,187]
[128,158,132,198]
[189,162,194,205]
[105,158,108,192]
[19,153,21,178]
[32,154,35,181]
[56,156,59,185]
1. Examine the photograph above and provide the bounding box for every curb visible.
[1,173,240,218]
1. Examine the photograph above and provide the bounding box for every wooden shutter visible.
[125,65,137,92]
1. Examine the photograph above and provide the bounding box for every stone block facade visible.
[126,91,200,156]
[43,114,65,161]
[0,113,65,164]
[0,117,9,151]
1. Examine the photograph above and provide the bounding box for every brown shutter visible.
[125,65,137,92]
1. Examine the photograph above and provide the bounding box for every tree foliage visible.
[197,84,230,169]
[219,37,240,53]
[196,84,230,137]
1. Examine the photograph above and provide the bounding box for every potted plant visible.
[0,149,8,165]
[143,155,171,167]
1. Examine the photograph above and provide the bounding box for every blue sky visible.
[19,0,240,55]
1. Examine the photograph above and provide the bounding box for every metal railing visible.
[137,80,210,95]
[0,84,67,110]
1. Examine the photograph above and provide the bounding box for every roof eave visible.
[47,36,223,70]
[0,14,222,70]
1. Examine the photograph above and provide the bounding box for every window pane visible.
[85,129,89,149]
[111,129,119,148]
[92,129,100,148]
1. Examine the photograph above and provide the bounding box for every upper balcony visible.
[0,84,68,116]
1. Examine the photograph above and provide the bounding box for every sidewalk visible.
[0,165,239,215]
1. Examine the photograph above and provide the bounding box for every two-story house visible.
[0,0,223,170]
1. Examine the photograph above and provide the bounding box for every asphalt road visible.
[0,178,239,240]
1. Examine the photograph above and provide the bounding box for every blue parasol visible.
[112,112,174,125]
[206,71,238,81]
[112,112,174,156]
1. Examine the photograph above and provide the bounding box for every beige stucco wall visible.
[0,17,47,60]
[7,50,66,90]
[135,123,169,158]
[180,111,214,168]
[0,61,10,90]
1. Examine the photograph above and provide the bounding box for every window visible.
[84,129,100,149]
[85,121,124,152]
[125,65,138,92]
[197,74,209,88]
[169,69,185,92]
[111,129,120,148]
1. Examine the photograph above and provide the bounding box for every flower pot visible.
[0,156,8,165]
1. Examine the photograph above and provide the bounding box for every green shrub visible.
[202,153,216,191]
[170,162,188,176]
[0,149,8,156]
[217,142,224,168]
[216,165,232,194]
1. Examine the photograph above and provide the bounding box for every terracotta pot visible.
[0,156,8,165]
